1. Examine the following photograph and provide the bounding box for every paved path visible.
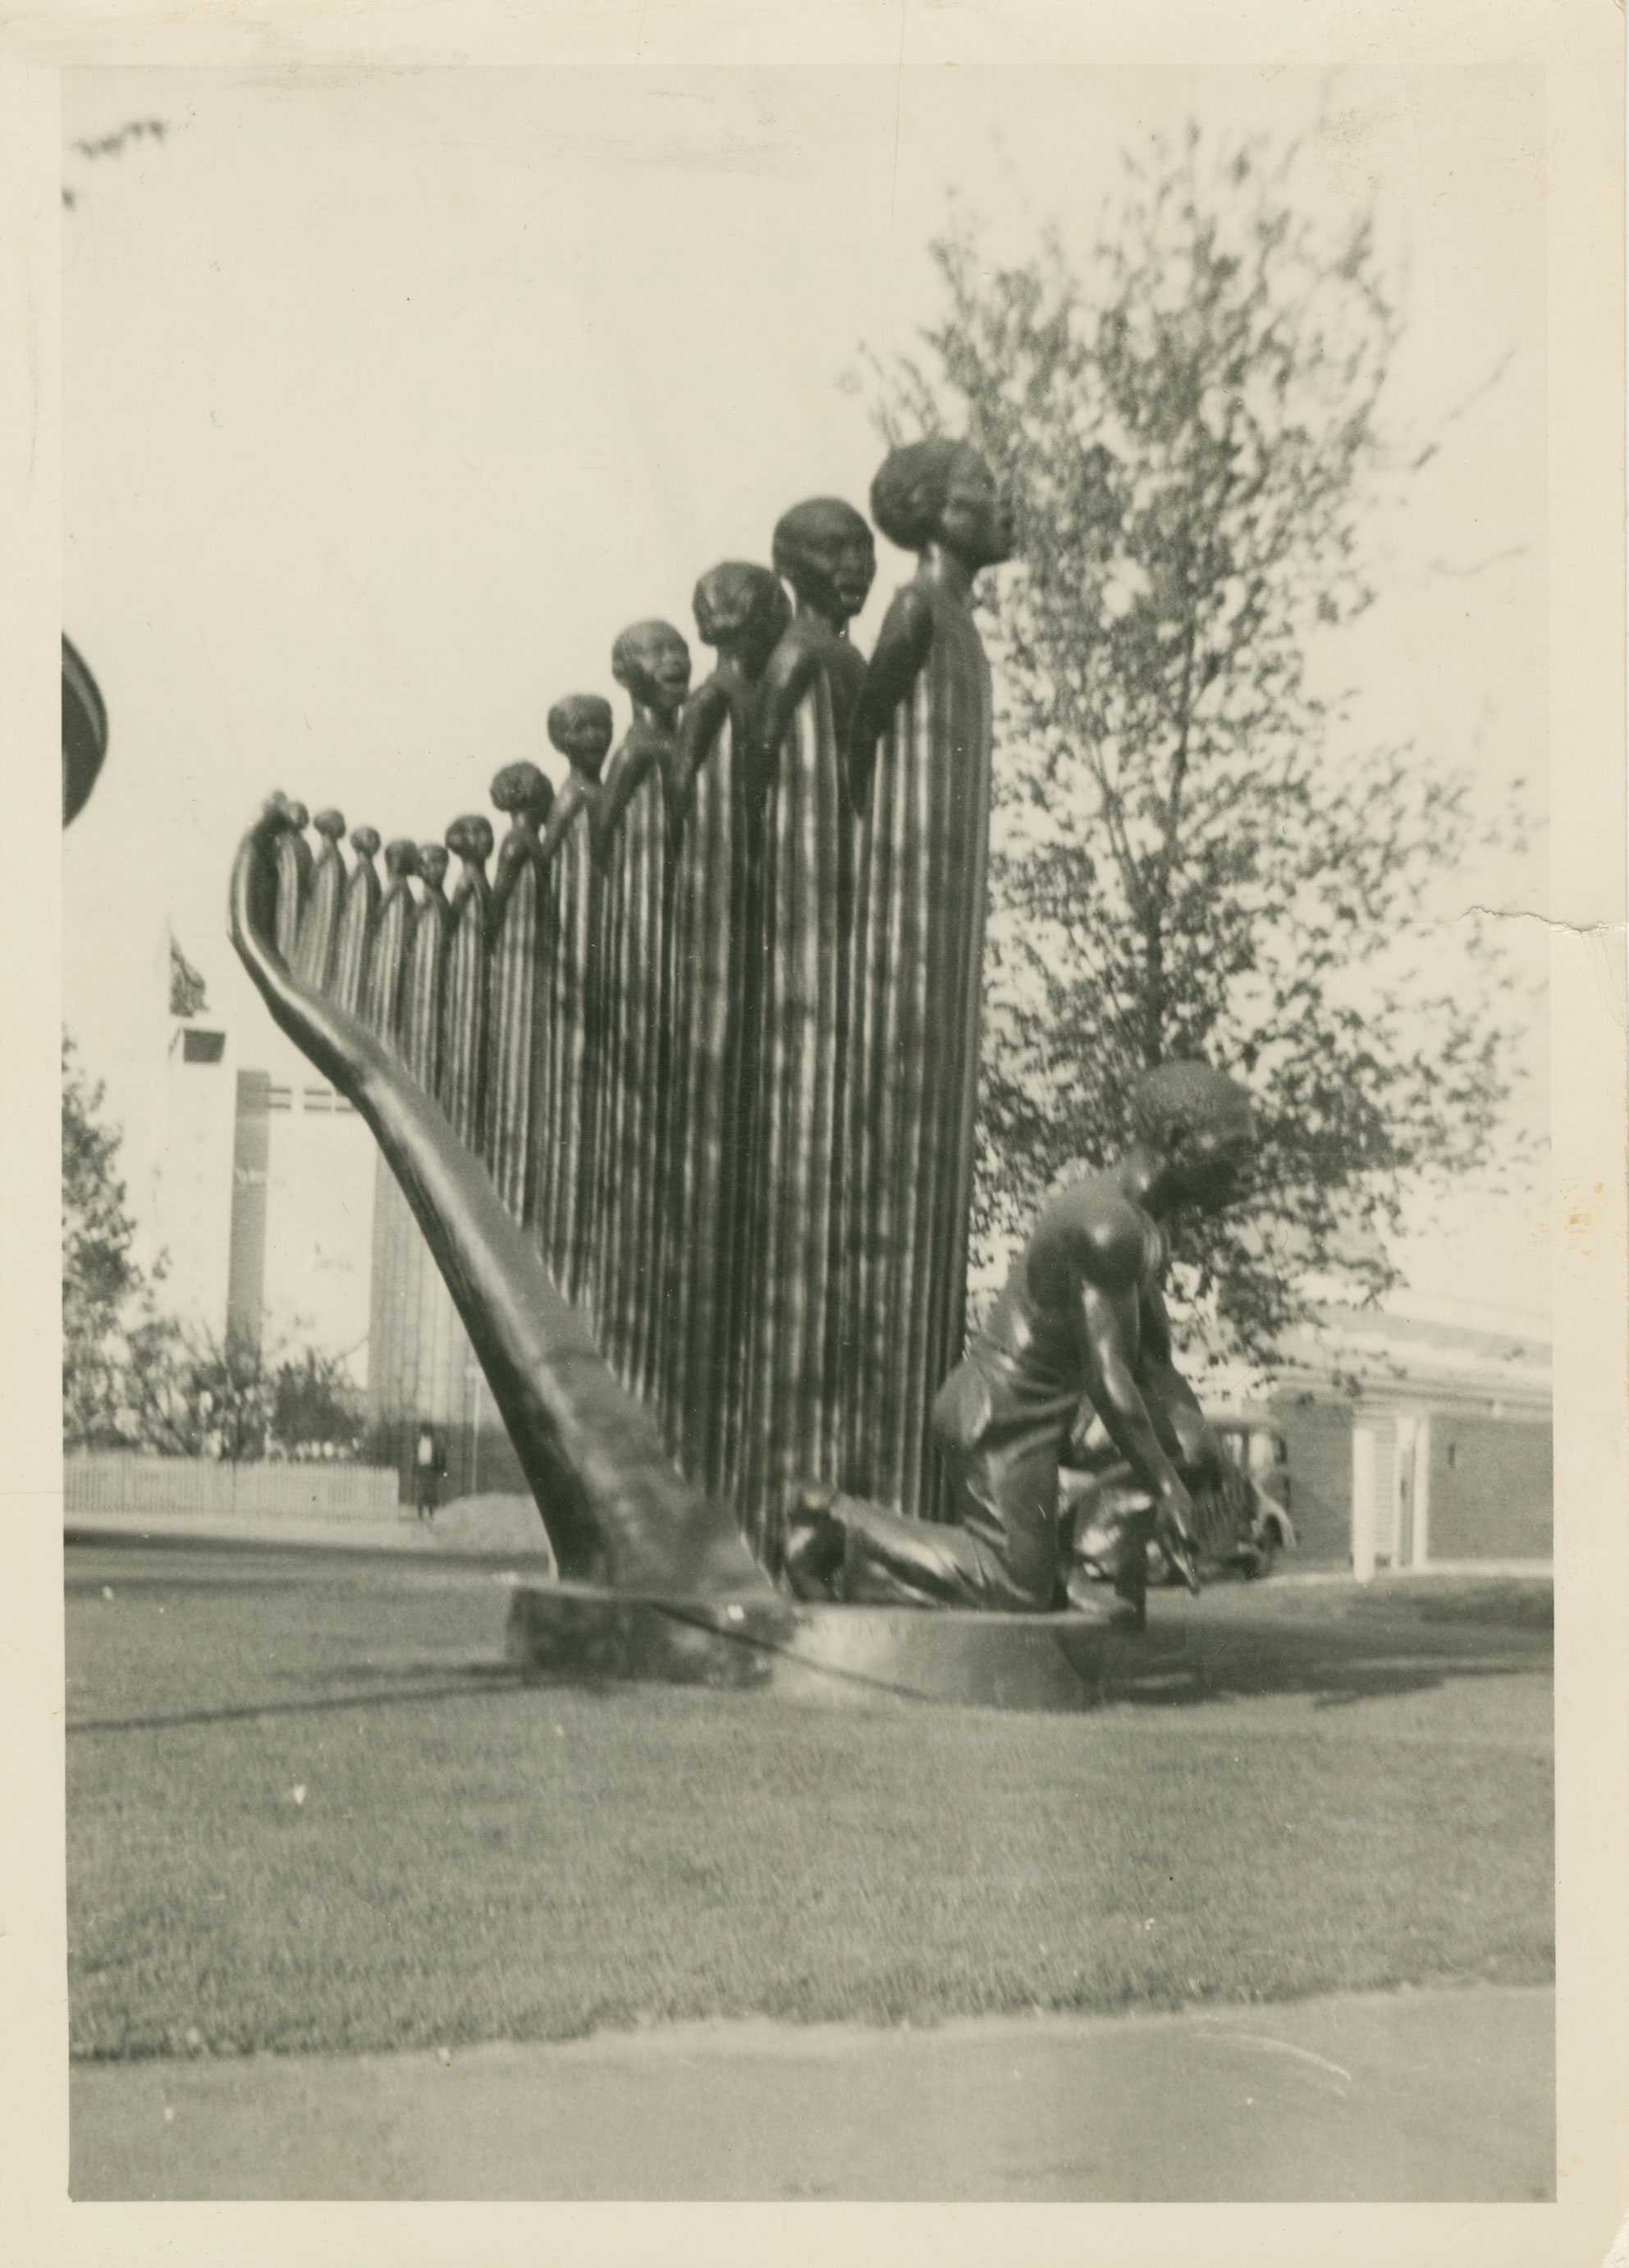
[72,1982,1552,2202]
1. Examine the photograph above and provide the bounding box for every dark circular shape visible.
[446,813,494,864]
[62,635,108,827]
[490,760,553,819]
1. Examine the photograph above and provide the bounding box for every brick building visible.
[1265,1306,1553,1571]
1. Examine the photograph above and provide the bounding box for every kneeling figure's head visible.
[1129,1060,1256,1210]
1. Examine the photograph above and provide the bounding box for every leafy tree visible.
[862,126,1525,1363]
[272,1346,365,1458]
[119,1318,274,1464]
[62,1035,153,1447]
[62,1038,359,1459]
[119,1317,364,1463]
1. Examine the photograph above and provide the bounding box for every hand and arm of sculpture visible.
[1120,1062,1260,1499]
[593,621,691,855]
[1064,1209,1202,1592]
[539,772,598,868]
[1135,1275,1233,1487]
[594,725,666,852]
[489,762,554,919]
[843,581,933,813]
[747,620,825,784]
[680,561,794,827]
[228,795,771,1606]
[670,676,733,805]
[750,623,867,793]
[1070,1060,1261,1575]
[542,696,615,864]
[761,497,876,802]
[845,438,1012,815]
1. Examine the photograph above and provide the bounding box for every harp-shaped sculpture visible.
[228,442,1009,1595]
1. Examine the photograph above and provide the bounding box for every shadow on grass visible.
[68,1615,1550,1730]
[67,1664,524,1737]
[1078,1617,1550,1714]
[1111,1654,1545,1714]
[585,1600,1551,1716]
[66,1575,1551,1731]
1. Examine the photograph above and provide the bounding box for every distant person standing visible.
[414,1423,445,1523]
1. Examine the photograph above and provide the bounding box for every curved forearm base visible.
[229,800,769,1604]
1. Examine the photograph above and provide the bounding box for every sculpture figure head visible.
[870,439,1014,573]
[692,562,793,678]
[350,824,381,861]
[547,694,615,778]
[771,498,876,630]
[417,842,450,893]
[1128,1060,1257,1212]
[261,790,304,832]
[490,760,555,827]
[611,619,692,726]
[313,808,347,845]
[445,813,494,868]
[383,837,420,882]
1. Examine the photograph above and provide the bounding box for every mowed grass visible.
[66,1545,1553,2063]
[1191,1573,1553,1631]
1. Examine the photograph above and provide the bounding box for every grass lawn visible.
[66,1542,1553,2063]
[1189,1573,1553,1630]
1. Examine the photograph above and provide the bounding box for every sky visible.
[62,62,1549,1331]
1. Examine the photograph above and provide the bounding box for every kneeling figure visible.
[785,1061,1259,1623]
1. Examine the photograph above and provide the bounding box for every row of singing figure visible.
[265,440,1014,1560]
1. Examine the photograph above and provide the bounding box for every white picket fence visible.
[64,1452,400,1523]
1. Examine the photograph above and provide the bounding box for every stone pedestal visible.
[503,1585,1191,1712]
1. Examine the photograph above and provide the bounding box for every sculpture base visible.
[503,1585,1190,1712]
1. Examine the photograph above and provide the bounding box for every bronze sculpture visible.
[840,440,1013,1521]
[362,838,419,1040]
[382,834,458,1441]
[332,824,382,1018]
[737,499,876,1561]
[230,793,771,1606]
[228,437,1052,1629]
[542,696,615,862]
[295,809,349,992]
[362,836,424,1428]
[378,809,491,1454]
[588,622,690,1400]
[785,1061,1256,1619]
[486,762,556,1226]
[441,813,495,1152]
[403,840,451,1085]
[540,695,614,1304]
[62,635,109,828]
[662,563,793,1497]
[753,498,876,798]
[272,799,313,967]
